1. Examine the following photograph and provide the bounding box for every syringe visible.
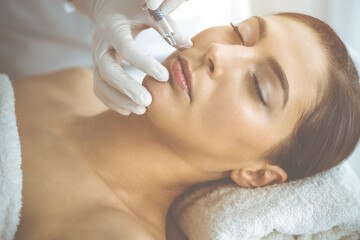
[144,4,184,59]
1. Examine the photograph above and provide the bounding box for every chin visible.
[143,51,191,128]
[143,74,172,110]
[142,74,173,125]
[143,74,176,139]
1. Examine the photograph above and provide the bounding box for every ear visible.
[230,164,288,188]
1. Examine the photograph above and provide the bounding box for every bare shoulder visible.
[58,208,158,240]
[13,67,106,119]
[12,67,93,92]
[13,67,96,105]
[16,207,157,240]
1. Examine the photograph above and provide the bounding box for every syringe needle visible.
[177,49,184,59]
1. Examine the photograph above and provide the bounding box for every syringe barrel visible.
[148,8,176,46]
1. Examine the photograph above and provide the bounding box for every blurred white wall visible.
[0,0,94,79]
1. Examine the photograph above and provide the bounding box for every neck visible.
[71,110,227,239]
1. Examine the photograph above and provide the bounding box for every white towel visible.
[0,74,23,240]
[171,162,360,240]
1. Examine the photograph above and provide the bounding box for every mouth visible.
[170,56,192,101]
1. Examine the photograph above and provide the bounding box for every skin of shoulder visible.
[12,68,158,240]
[15,207,157,240]
[57,208,158,240]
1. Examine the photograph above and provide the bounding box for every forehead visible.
[263,15,328,119]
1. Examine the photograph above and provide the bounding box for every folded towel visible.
[0,74,23,240]
[171,162,360,239]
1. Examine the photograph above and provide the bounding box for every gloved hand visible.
[72,0,192,115]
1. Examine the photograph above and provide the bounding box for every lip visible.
[170,57,192,100]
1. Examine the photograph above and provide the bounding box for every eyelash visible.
[252,73,267,106]
[230,23,245,45]
[231,23,266,106]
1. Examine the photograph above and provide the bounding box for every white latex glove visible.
[72,0,192,115]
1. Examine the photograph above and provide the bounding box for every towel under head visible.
[171,162,360,239]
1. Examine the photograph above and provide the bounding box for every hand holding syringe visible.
[72,0,192,115]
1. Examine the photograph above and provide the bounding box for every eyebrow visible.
[266,57,289,107]
[253,16,267,41]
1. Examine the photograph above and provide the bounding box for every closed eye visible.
[252,73,267,106]
[230,23,244,45]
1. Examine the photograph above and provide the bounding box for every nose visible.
[205,43,252,78]
[206,43,225,78]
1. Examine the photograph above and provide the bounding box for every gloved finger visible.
[94,68,147,115]
[96,47,153,107]
[94,67,132,115]
[93,26,111,63]
[164,15,193,49]
[160,0,188,15]
[93,78,131,115]
[95,89,131,115]
[145,0,165,10]
[93,25,106,53]
[108,24,169,82]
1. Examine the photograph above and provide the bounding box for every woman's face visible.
[143,15,327,170]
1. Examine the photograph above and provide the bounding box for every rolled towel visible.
[0,74,23,240]
[171,162,360,239]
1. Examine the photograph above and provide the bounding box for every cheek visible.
[189,87,240,153]
[204,87,245,134]
[204,82,270,145]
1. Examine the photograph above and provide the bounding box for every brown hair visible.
[265,13,360,181]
